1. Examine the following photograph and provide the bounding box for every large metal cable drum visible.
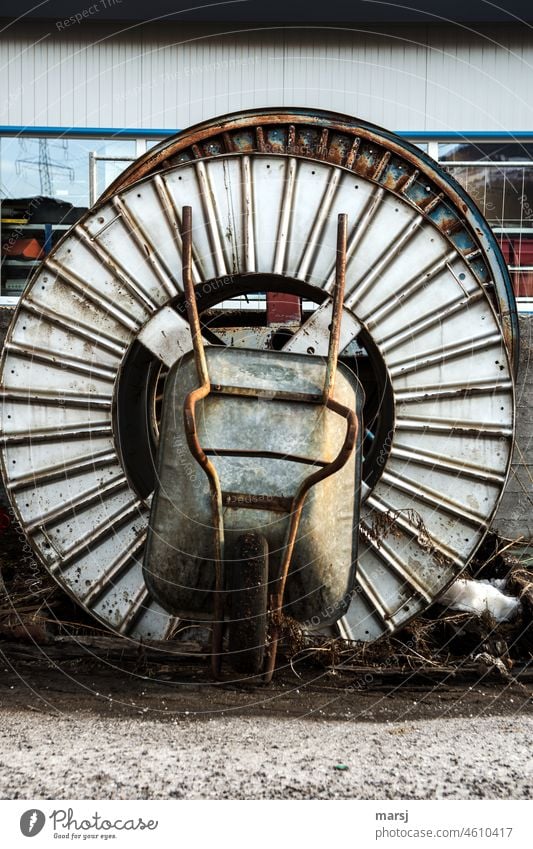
[0,108,517,644]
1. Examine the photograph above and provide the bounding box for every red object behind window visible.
[498,234,533,296]
[2,237,44,260]
[512,271,533,297]
[266,292,301,324]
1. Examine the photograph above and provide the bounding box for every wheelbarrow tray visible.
[143,346,363,627]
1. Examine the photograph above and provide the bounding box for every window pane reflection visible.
[443,164,533,229]
[0,136,137,206]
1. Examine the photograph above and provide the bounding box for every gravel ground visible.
[1,650,531,800]
[1,711,531,799]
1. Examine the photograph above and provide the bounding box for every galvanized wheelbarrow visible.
[143,208,364,681]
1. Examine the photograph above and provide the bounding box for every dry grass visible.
[0,520,531,676]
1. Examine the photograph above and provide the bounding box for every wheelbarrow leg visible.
[228,533,269,675]
[263,610,279,684]
[211,607,224,678]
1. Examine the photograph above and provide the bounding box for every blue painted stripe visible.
[0,126,178,137]
[397,131,533,140]
[1,125,533,140]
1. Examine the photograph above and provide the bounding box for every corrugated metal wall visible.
[1,22,532,132]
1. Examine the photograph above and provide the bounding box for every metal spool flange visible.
[0,109,515,643]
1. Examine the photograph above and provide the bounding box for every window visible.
[438,142,533,301]
[0,136,139,298]
[0,136,137,205]
[1,132,533,307]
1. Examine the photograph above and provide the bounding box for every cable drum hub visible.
[0,109,516,643]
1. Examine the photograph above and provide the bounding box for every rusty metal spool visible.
[0,108,516,643]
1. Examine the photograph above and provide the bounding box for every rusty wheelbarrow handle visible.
[181,206,225,678]
[263,213,356,683]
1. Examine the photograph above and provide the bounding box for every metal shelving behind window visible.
[434,141,533,313]
[0,135,139,302]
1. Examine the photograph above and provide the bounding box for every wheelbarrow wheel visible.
[228,533,269,675]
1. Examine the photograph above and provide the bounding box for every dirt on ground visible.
[0,646,532,799]
[1,526,532,799]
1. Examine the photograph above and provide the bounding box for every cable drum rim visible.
[0,116,516,644]
[103,108,518,375]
